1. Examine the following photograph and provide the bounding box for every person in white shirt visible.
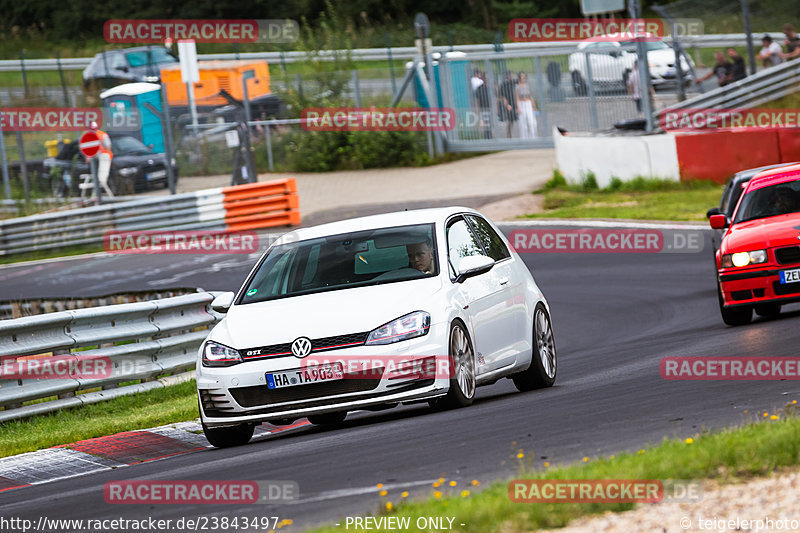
[758,35,784,67]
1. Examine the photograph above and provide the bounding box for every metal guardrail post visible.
[533,56,548,138]
[583,50,599,131]
[265,123,275,172]
[0,109,12,200]
[352,70,362,107]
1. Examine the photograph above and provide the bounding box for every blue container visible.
[100,82,165,153]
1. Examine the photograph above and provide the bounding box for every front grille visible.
[200,388,235,417]
[230,371,383,407]
[241,331,369,361]
[212,380,435,417]
[774,281,800,296]
[775,246,800,265]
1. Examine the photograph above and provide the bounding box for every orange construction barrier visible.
[221,178,301,232]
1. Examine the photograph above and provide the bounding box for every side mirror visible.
[455,255,494,283]
[211,291,235,313]
[709,214,729,230]
[706,207,722,218]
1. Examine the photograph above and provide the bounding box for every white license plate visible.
[266,363,343,389]
[146,169,166,180]
[780,269,800,284]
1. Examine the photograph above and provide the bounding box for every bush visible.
[544,169,568,189]
[581,171,598,190]
[607,176,623,191]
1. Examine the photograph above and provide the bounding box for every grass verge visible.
[0,379,199,458]
[0,244,104,266]
[310,402,798,533]
[525,172,723,221]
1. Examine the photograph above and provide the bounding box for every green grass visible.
[310,402,799,533]
[0,379,199,458]
[526,173,723,221]
[0,244,104,265]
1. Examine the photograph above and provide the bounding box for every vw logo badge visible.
[291,337,312,358]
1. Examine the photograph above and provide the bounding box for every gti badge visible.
[291,337,312,358]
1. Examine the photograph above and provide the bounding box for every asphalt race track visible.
[2,221,800,531]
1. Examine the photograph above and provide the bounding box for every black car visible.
[82,46,178,91]
[706,162,797,252]
[45,135,178,196]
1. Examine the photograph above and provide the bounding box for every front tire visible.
[431,321,476,409]
[513,304,557,391]
[202,422,254,448]
[718,282,752,326]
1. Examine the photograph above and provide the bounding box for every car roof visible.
[730,162,799,187]
[275,207,481,245]
[96,46,169,56]
[746,163,800,192]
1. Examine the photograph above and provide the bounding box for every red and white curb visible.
[0,420,310,493]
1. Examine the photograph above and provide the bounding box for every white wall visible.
[553,128,680,187]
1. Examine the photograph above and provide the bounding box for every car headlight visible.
[365,311,431,345]
[722,250,767,268]
[202,341,242,367]
[118,167,137,176]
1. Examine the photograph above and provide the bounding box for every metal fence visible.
[0,33,780,72]
[0,292,219,423]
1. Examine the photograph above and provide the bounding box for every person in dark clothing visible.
[473,70,492,139]
[498,71,517,138]
[696,51,732,87]
[727,48,747,82]
[781,23,800,60]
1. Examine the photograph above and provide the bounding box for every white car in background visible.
[568,37,694,95]
[197,208,557,447]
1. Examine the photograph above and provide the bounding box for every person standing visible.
[695,51,733,87]
[473,71,493,139]
[498,71,518,138]
[515,72,537,139]
[90,121,114,197]
[759,35,783,67]
[627,59,654,114]
[780,23,800,60]
[727,48,747,82]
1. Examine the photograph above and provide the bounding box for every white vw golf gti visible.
[197,208,557,447]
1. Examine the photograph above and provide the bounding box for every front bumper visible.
[719,267,800,307]
[197,323,451,427]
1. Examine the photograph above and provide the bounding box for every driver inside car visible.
[406,240,435,274]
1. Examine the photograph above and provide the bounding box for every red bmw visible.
[711,164,800,326]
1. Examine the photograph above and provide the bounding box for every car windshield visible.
[733,178,800,224]
[110,136,153,156]
[240,223,438,304]
[125,48,176,67]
